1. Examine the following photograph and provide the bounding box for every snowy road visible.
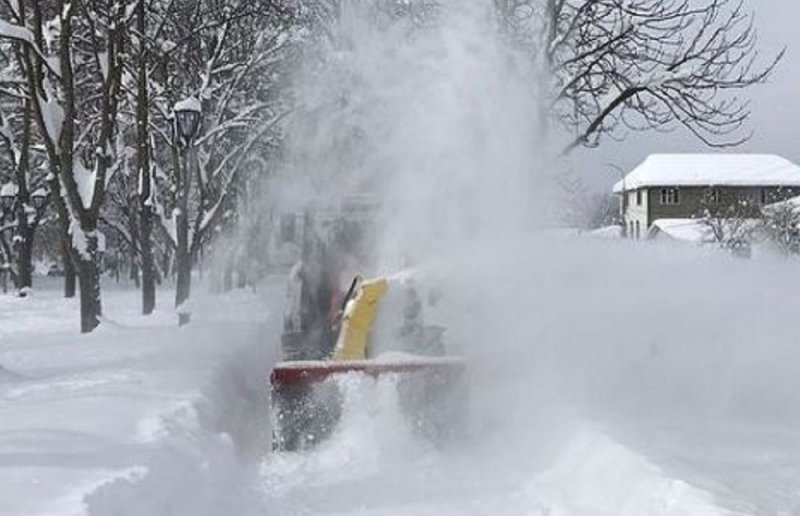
[608,417,800,516]
[0,280,276,516]
[3,239,800,516]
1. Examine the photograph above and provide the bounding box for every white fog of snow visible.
[2,1,800,516]
[6,239,800,515]
[254,2,800,515]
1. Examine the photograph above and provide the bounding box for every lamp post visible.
[0,183,15,216]
[171,97,202,325]
[31,188,48,211]
[172,97,202,150]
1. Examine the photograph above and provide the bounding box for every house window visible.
[707,188,721,204]
[660,188,680,205]
[761,188,771,204]
[636,190,642,206]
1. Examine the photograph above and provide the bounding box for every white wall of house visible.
[623,188,648,239]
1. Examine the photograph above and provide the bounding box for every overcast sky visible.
[572,3,799,192]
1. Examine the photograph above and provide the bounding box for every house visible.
[613,154,800,239]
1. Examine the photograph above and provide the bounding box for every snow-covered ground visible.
[0,278,278,516]
[3,238,800,516]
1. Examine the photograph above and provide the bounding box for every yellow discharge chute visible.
[333,277,389,361]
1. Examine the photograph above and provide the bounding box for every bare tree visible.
[495,0,783,154]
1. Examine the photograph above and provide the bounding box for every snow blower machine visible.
[269,206,467,451]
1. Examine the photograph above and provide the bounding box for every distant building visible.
[613,154,800,239]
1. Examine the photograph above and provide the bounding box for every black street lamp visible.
[172,97,202,148]
[0,183,16,215]
[171,96,202,326]
[31,188,48,210]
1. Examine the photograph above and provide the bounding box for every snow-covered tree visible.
[0,0,128,331]
[0,9,55,295]
[698,197,757,256]
[0,0,298,328]
[137,0,297,321]
[761,200,800,257]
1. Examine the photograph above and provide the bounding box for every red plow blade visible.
[270,356,466,386]
[269,356,468,451]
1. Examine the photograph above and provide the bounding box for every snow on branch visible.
[39,82,64,145]
[0,19,61,79]
[194,110,287,243]
[0,19,32,43]
[73,161,97,210]
[69,219,105,261]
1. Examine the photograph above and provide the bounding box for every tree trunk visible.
[136,0,156,316]
[161,247,171,280]
[223,258,233,292]
[0,235,15,292]
[61,234,76,298]
[77,254,102,333]
[75,229,102,332]
[140,211,155,314]
[16,232,33,296]
[15,97,34,296]
[130,260,140,287]
[236,255,247,289]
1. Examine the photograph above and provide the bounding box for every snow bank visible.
[588,225,624,239]
[85,403,263,516]
[528,429,736,516]
[0,280,279,516]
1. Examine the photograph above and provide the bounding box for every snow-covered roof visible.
[613,154,800,193]
[647,219,707,243]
